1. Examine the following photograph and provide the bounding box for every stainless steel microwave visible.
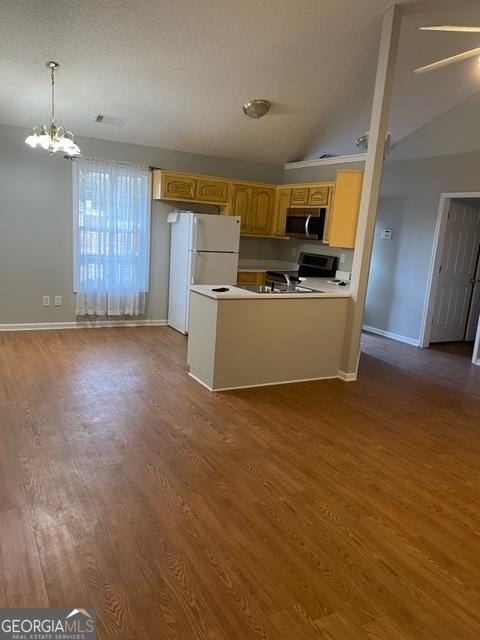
[285,208,326,240]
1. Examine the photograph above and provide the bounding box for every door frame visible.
[473,315,480,366]
[419,191,480,349]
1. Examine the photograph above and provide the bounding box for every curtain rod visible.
[64,156,161,171]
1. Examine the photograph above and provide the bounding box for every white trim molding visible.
[363,324,420,347]
[419,191,480,348]
[0,319,168,332]
[284,153,367,170]
[337,370,358,382]
[473,316,480,366]
[188,371,350,392]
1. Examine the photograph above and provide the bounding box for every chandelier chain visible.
[51,66,55,124]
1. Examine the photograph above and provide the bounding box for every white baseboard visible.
[0,319,168,332]
[189,371,348,392]
[338,370,357,382]
[188,372,215,391]
[363,324,420,347]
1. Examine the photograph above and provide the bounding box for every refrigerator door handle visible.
[192,216,198,251]
[190,252,197,285]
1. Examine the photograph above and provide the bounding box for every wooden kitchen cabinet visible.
[289,185,329,207]
[273,188,291,236]
[308,186,329,206]
[328,170,363,248]
[153,167,360,245]
[227,184,275,236]
[252,186,275,235]
[237,271,266,285]
[290,187,309,206]
[229,183,255,234]
[196,177,228,203]
[152,170,228,204]
[155,171,196,201]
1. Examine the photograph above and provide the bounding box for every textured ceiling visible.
[0,0,479,164]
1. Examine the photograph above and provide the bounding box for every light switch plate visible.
[54,295,62,306]
[42,295,50,306]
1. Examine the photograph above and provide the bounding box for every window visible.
[73,158,151,316]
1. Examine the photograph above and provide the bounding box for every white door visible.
[431,201,480,342]
[190,251,239,285]
[191,214,241,252]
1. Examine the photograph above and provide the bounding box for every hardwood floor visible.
[0,327,479,639]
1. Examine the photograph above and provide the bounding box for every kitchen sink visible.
[236,284,318,294]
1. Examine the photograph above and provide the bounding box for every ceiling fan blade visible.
[420,25,480,33]
[420,25,480,32]
[415,46,480,74]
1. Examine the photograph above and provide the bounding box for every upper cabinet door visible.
[273,188,291,236]
[328,171,364,248]
[230,183,254,234]
[308,186,329,206]
[290,187,309,206]
[196,178,228,204]
[253,187,275,235]
[162,172,196,200]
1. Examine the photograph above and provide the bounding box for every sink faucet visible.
[284,274,291,288]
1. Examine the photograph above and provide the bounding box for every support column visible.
[341,4,402,375]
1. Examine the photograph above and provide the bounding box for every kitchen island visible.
[187,280,351,391]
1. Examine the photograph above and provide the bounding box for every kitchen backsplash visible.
[239,237,354,272]
[239,237,286,260]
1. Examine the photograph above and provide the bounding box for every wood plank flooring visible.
[0,327,479,639]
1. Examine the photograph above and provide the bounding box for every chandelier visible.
[25,61,81,156]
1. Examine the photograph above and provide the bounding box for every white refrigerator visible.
[168,212,241,334]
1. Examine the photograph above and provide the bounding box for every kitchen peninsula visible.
[187,282,350,391]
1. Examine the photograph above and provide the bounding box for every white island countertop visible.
[188,280,350,391]
[190,278,350,300]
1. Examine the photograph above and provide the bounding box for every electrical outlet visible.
[340,253,346,264]
[42,296,50,306]
[381,228,393,239]
[54,295,62,306]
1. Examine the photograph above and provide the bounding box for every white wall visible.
[0,123,282,325]
[366,90,480,342]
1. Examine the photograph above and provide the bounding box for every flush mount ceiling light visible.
[25,61,81,156]
[242,99,271,119]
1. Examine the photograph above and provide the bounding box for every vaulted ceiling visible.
[0,0,479,164]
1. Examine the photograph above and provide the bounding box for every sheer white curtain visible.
[73,158,151,316]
